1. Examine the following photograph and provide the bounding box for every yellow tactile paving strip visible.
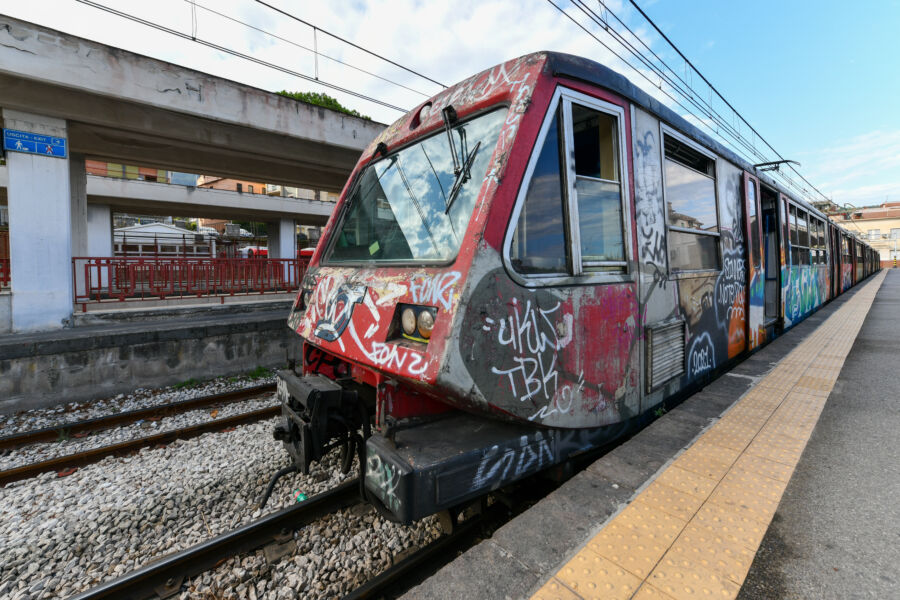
[532,271,886,600]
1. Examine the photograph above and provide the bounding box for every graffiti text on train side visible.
[715,252,746,324]
[409,271,461,311]
[687,332,715,377]
[483,298,574,404]
[471,433,553,491]
[369,341,427,376]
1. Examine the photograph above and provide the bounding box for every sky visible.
[4,0,899,207]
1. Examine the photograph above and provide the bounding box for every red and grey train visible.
[272,52,878,523]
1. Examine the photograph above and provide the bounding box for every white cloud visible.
[794,130,900,206]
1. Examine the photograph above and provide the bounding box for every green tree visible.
[277,90,371,120]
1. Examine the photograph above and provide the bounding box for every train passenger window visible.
[789,206,799,265]
[510,109,568,274]
[663,133,719,271]
[571,104,625,272]
[798,210,809,265]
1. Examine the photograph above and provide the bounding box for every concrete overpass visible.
[0,14,384,332]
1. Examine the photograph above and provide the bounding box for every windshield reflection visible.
[328,109,507,263]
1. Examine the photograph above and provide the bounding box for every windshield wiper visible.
[440,105,481,215]
[445,140,480,215]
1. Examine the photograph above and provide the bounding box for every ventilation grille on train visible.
[646,320,685,392]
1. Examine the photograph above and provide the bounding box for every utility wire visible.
[75,0,408,113]
[252,0,446,89]
[186,1,432,98]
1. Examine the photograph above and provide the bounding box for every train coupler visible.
[274,370,370,476]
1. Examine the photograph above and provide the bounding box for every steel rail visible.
[67,479,362,600]
[342,506,500,600]
[0,405,280,486]
[0,383,276,450]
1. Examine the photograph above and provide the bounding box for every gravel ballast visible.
[0,418,438,600]
[0,375,277,437]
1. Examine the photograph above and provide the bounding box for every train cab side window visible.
[510,108,568,274]
[663,134,719,272]
[571,103,625,272]
[510,92,629,280]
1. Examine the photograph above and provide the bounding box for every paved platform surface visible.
[738,270,899,599]
[403,270,889,600]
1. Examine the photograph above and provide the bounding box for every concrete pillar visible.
[70,153,87,257]
[2,109,73,331]
[86,204,113,290]
[86,204,113,256]
[268,218,296,285]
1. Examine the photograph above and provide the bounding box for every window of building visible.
[237,183,243,193]
[508,89,629,281]
[891,228,900,239]
[868,229,880,240]
[249,185,255,194]
[663,134,719,272]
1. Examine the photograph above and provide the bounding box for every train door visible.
[759,185,782,331]
[743,173,764,349]
[830,223,840,298]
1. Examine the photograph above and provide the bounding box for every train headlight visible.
[417,309,435,339]
[401,307,417,336]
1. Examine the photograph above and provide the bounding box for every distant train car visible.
[272,52,877,523]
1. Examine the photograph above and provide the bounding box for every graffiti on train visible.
[633,128,667,267]
[481,297,579,409]
[409,271,461,311]
[313,283,368,342]
[687,332,715,378]
[366,451,402,515]
[294,272,432,379]
[471,433,554,491]
[459,271,637,426]
[785,266,824,326]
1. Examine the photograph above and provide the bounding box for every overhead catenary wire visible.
[626,0,829,202]
[252,0,447,89]
[75,0,410,113]
[547,0,829,204]
[185,0,434,98]
[568,0,768,169]
[565,0,819,201]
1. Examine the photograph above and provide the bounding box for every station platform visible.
[404,269,893,600]
[0,300,297,414]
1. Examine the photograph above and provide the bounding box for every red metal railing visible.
[73,256,308,305]
[0,258,9,289]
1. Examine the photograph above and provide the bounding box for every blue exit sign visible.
[3,128,67,158]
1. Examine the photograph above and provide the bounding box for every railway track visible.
[66,477,501,600]
[67,479,362,600]
[0,382,276,450]
[0,384,278,486]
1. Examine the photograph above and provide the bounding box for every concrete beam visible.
[85,176,335,224]
[0,15,384,190]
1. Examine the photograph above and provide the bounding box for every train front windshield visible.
[326,109,507,263]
